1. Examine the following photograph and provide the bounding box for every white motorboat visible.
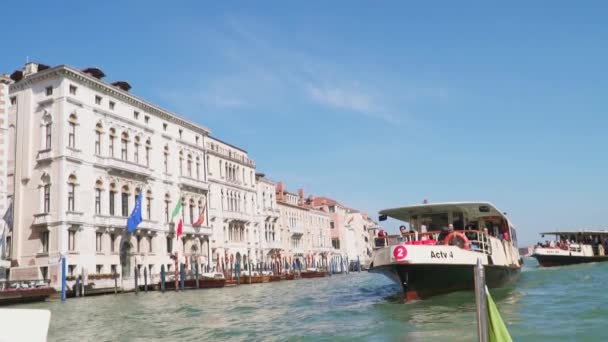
[532,230,608,267]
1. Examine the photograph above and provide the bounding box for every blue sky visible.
[3,1,608,246]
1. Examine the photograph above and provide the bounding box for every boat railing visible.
[0,279,52,291]
[374,230,495,256]
[464,231,493,256]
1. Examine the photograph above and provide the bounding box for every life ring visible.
[444,232,470,250]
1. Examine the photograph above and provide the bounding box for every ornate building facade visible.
[6,63,213,287]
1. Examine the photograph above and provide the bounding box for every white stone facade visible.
[6,63,213,287]
[3,62,374,287]
[205,136,258,269]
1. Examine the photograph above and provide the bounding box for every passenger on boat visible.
[549,240,556,248]
[399,225,407,235]
[439,224,454,243]
[501,228,510,241]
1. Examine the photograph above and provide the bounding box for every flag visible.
[0,225,6,260]
[176,218,183,238]
[192,202,207,227]
[127,192,143,233]
[486,286,513,342]
[171,197,182,221]
[3,201,13,231]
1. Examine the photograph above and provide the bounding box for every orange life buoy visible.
[444,231,470,250]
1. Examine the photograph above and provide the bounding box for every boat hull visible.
[0,288,55,305]
[532,254,608,267]
[370,264,520,301]
[300,271,327,278]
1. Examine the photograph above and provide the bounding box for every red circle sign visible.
[393,245,408,260]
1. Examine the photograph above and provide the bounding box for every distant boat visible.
[532,231,608,267]
[369,202,522,301]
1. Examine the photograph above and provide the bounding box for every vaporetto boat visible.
[369,202,522,301]
[532,231,608,267]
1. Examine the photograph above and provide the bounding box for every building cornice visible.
[9,65,211,136]
[206,148,256,168]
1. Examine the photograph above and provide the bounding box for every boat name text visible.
[430,251,454,259]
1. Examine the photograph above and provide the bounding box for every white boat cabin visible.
[376,202,520,262]
[534,231,608,257]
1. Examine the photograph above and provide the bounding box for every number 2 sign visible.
[393,245,408,260]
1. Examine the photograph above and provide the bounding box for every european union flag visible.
[127,192,143,233]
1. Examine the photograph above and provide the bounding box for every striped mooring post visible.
[160,264,166,293]
[134,267,139,295]
[180,263,185,290]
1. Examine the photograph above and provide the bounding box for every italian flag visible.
[171,198,183,238]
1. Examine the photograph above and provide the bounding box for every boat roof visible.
[379,202,508,223]
[540,230,608,236]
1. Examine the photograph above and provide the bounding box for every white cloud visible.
[161,16,444,126]
[307,85,375,113]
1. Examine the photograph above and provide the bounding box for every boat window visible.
[452,212,464,230]
[419,213,448,231]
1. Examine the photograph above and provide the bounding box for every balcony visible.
[36,149,53,163]
[178,175,209,192]
[33,213,52,226]
[94,214,127,227]
[290,224,304,236]
[181,223,213,236]
[223,211,252,223]
[292,246,305,255]
[263,240,282,250]
[104,157,152,179]
[65,211,84,223]
[65,146,82,161]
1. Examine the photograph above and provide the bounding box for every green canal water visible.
[17,258,608,341]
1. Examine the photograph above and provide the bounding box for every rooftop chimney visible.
[111,81,131,92]
[23,62,39,77]
[82,67,106,79]
[276,182,284,201]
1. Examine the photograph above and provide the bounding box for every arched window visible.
[164,193,171,223]
[108,128,116,157]
[134,136,141,164]
[145,138,151,167]
[181,196,186,221]
[95,121,103,155]
[67,174,77,212]
[41,173,51,213]
[196,156,200,180]
[109,182,117,216]
[189,199,195,224]
[221,190,225,211]
[121,185,130,217]
[68,113,77,148]
[187,154,193,177]
[41,111,53,150]
[163,145,169,173]
[95,179,103,215]
[179,150,184,176]
[146,190,153,220]
[121,132,129,160]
